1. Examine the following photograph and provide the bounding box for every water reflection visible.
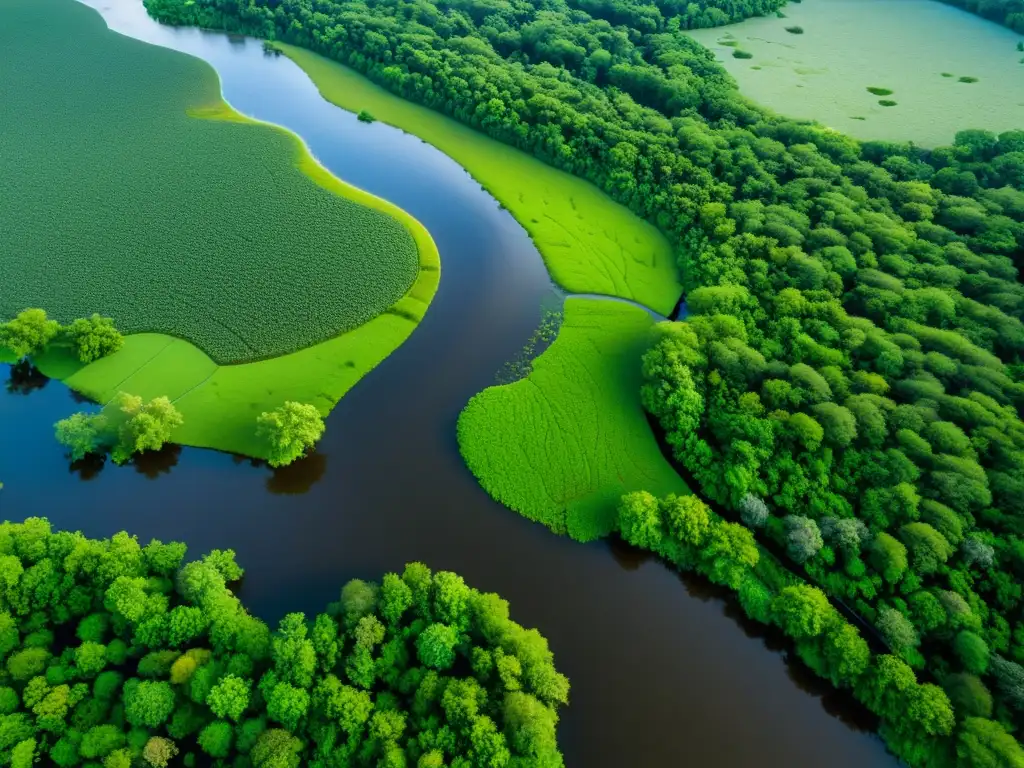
[132,444,182,479]
[6,361,48,395]
[68,454,106,482]
[265,451,327,495]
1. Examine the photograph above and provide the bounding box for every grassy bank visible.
[278,44,682,315]
[457,299,687,541]
[11,0,439,458]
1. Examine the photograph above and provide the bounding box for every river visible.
[0,2,898,765]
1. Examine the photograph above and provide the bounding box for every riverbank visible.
[276,43,683,316]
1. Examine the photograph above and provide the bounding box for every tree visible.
[772,585,833,640]
[956,717,1024,767]
[256,402,325,468]
[870,533,908,584]
[0,309,59,358]
[739,494,769,528]
[417,623,459,670]
[55,412,109,461]
[954,631,989,675]
[142,736,178,767]
[943,673,993,719]
[123,680,175,728]
[207,675,250,722]
[198,720,233,758]
[67,314,123,363]
[783,516,823,564]
[877,606,919,652]
[616,491,662,549]
[662,494,712,545]
[900,523,954,575]
[250,729,302,768]
[110,393,184,464]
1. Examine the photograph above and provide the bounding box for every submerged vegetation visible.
[458,299,687,542]
[0,519,569,767]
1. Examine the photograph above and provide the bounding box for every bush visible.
[732,49,754,59]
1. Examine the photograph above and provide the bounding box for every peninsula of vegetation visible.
[0,519,568,767]
[1,0,439,459]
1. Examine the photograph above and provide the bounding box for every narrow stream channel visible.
[0,3,899,765]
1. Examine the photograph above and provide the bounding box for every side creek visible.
[0,2,899,765]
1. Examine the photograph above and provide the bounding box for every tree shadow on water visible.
[68,454,106,482]
[6,361,48,395]
[132,444,182,479]
[265,451,327,495]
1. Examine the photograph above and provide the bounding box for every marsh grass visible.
[959,75,979,83]
[785,26,804,34]
[733,49,754,59]
[878,99,898,107]
[458,299,687,542]
[866,86,893,96]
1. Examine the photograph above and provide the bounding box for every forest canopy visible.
[0,519,568,767]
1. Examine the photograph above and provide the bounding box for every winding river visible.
[0,2,898,765]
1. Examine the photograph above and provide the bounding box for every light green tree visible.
[256,402,325,467]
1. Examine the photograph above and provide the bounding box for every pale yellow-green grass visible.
[279,44,682,315]
[457,298,687,541]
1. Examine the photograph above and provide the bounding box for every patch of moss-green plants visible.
[959,75,979,83]
[941,72,955,77]
[278,46,682,314]
[878,99,898,107]
[733,49,754,59]
[719,39,741,47]
[867,86,893,96]
[457,299,688,542]
[3,0,422,365]
[785,26,804,34]
[17,0,440,459]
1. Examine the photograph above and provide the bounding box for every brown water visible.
[0,2,898,765]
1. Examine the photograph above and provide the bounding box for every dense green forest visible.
[0,519,567,767]
[142,0,1024,763]
[937,0,1024,32]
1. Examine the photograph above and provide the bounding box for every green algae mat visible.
[688,0,1024,147]
[1,0,419,364]
[278,44,682,316]
[4,0,439,459]
[457,299,687,541]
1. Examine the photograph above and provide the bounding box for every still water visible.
[0,2,898,765]
[689,0,1024,146]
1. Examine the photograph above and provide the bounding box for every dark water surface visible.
[0,2,898,765]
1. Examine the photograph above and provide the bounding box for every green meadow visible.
[5,0,439,459]
[689,0,1024,146]
[1,0,420,364]
[279,44,682,315]
[457,299,687,541]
